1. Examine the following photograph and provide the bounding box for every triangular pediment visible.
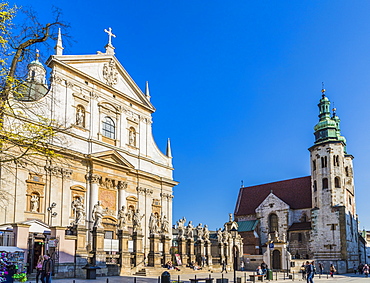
[256,192,290,213]
[48,54,154,111]
[91,150,134,168]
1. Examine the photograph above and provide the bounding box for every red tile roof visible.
[234,176,312,216]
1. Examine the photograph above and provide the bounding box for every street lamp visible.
[47,202,57,226]
[230,227,238,283]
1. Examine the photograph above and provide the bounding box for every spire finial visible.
[104,27,116,55]
[145,81,151,100]
[36,49,40,60]
[166,138,172,158]
[321,82,326,97]
[55,28,64,55]
[241,180,244,188]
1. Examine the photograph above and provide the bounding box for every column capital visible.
[86,173,101,183]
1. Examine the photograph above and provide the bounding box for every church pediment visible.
[91,150,134,168]
[48,54,154,111]
[256,192,290,213]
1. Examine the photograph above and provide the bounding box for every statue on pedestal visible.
[186,221,194,239]
[133,208,145,232]
[30,195,39,212]
[161,214,169,234]
[149,213,159,234]
[177,217,186,238]
[92,200,105,228]
[117,205,127,230]
[203,225,210,241]
[72,196,85,225]
[196,223,204,239]
[217,228,223,243]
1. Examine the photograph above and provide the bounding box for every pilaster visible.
[117,230,131,275]
[148,234,161,267]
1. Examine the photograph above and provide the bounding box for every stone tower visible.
[308,90,358,272]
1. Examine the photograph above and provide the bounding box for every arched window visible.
[321,156,327,168]
[334,155,340,167]
[128,127,136,146]
[345,167,349,177]
[102,116,115,139]
[269,213,278,233]
[312,160,316,171]
[76,105,85,127]
[313,180,317,192]
[322,178,328,189]
[335,177,341,188]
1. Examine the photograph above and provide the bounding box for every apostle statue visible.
[196,223,204,239]
[71,196,85,225]
[117,205,127,230]
[177,217,186,238]
[217,228,223,243]
[161,214,169,234]
[92,200,105,228]
[133,208,145,232]
[186,221,194,239]
[149,213,158,234]
[30,195,39,212]
[203,224,210,241]
[222,229,230,243]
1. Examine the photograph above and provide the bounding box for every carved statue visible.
[196,223,204,239]
[217,228,223,243]
[92,200,105,228]
[282,233,286,243]
[30,195,39,212]
[76,106,85,126]
[177,217,186,238]
[186,221,194,239]
[274,230,279,241]
[161,214,169,234]
[229,213,233,222]
[149,213,159,234]
[133,208,145,231]
[203,225,210,241]
[117,205,127,230]
[71,196,85,225]
[222,229,230,243]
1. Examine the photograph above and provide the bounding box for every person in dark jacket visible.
[41,254,53,283]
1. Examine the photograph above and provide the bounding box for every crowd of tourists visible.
[354,263,370,276]
[300,261,336,282]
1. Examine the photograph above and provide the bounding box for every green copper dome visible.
[313,93,346,146]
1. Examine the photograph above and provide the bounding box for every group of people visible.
[164,261,180,271]
[355,263,370,277]
[301,261,336,282]
[255,262,268,277]
[35,254,54,283]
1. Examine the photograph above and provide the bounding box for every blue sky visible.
[9,0,370,230]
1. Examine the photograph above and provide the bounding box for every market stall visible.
[0,247,26,283]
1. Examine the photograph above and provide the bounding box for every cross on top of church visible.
[104,27,116,46]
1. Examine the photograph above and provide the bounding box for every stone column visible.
[92,227,107,275]
[117,181,127,210]
[148,234,161,267]
[196,239,205,265]
[161,234,172,265]
[117,229,131,275]
[86,174,101,226]
[12,224,30,263]
[132,230,145,267]
[219,242,225,265]
[178,237,188,266]
[187,238,195,265]
[205,240,213,267]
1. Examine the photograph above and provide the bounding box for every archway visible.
[272,250,281,269]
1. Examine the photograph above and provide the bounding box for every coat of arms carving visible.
[103,59,118,86]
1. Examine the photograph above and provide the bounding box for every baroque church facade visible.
[235,91,359,273]
[0,29,178,276]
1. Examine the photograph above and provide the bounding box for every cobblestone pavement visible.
[28,272,370,283]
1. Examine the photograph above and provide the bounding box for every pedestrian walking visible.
[41,254,53,283]
[363,264,369,277]
[306,261,314,283]
[221,260,227,273]
[329,264,336,278]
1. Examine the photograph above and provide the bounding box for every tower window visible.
[349,197,352,205]
[321,156,327,168]
[269,213,278,233]
[334,155,340,167]
[313,160,316,171]
[322,178,328,189]
[345,167,350,177]
[313,180,317,192]
[334,177,340,188]
[331,224,335,230]
[102,116,115,139]
[298,233,302,242]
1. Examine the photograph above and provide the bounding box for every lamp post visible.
[230,227,238,283]
[47,202,57,226]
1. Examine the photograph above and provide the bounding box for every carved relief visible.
[99,188,116,211]
[103,59,118,86]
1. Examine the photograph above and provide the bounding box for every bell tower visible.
[308,88,358,272]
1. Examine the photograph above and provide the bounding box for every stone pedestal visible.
[132,230,144,267]
[75,225,89,277]
[205,240,213,267]
[118,229,131,275]
[92,227,107,275]
[196,239,205,265]
[148,234,161,267]
[187,238,195,264]
[178,237,188,265]
[161,235,172,265]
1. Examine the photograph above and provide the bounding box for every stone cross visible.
[104,27,116,46]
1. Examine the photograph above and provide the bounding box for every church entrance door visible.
[272,250,281,269]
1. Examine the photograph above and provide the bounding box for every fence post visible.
[292,271,294,281]
[275,271,278,281]
[106,278,109,283]
[134,277,137,283]
[158,276,160,283]
[178,274,180,283]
